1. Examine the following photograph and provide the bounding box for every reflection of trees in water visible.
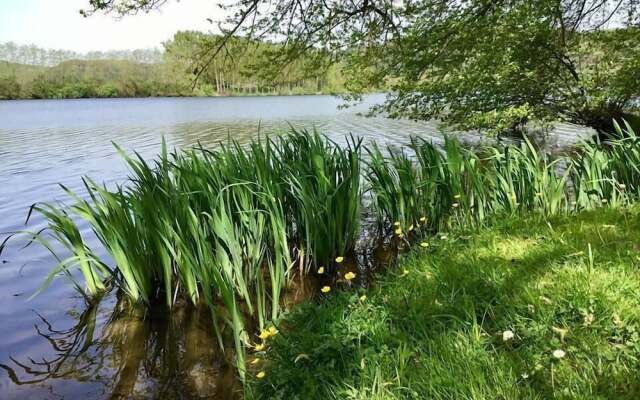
[0,294,239,399]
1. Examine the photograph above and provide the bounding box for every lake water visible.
[0,95,592,399]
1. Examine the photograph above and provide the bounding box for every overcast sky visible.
[0,0,223,52]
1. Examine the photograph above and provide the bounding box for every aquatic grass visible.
[274,129,362,272]
[570,121,640,209]
[487,138,569,216]
[365,142,423,233]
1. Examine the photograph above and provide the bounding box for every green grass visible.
[248,206,640,399]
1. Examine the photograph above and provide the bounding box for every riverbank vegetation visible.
[3,120,640,387]
[0,33,351,100]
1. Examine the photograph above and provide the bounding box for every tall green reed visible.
[273,129,362,272]
[570,120,640,209]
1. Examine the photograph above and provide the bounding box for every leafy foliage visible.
[82,0,640,133]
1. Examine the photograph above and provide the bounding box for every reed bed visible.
[3,122,640,381]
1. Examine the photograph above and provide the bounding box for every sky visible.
[0,0,224,52]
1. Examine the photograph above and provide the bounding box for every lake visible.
[0,95,592,399]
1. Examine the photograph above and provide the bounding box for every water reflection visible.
[0,294,240,399]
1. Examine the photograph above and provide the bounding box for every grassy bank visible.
[249,206,640,399]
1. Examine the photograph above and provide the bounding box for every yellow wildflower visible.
[257,371,266,379]
[420,242,429,248]
[454,194,461,199]
[268,326,278,336]
[321,286,331,293]
[345,271,356,280]
[395,227,402,235]
[254,343,266,352]
[408,224,414,231]
[335,256,344,263]
[393,221,401,227]
[359,294,367,301]
[251,358,260,365]
[317,266,325,274]
[259,330,270,340]
[420,216,427,222]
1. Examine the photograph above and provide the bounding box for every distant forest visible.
[0,32,353,100]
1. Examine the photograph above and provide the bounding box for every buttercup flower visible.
[419,216,427,222]
[259,330,270,340]
[393,221,401,227]
[317,266,325,274]
[335,256,344,263]
[395,227,402,235]
[268,326,278,336]
[251,358,261,365]
[256,371,266,379]
[420,242,429,248]
[254,343,266,352]
[344,271,356,280]
[321,286,331,293]
[359,294,367,301]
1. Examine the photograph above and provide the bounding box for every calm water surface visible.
[0,95,592,399]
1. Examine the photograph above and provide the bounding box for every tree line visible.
[0,42,163,66]
[0,33,353,100]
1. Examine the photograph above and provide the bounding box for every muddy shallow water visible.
[0,95,593,399]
